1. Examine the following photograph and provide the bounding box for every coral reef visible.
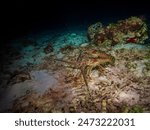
[88,17,148,47]
[88,22,103,40]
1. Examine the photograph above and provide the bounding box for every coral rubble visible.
[1,16,150,113]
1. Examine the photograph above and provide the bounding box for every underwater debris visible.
[88,17,148,46]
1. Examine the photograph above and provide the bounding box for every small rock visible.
[44,44,53,54]
[80,43,89,47]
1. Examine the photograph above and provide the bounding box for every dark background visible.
[1,0,150,43]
